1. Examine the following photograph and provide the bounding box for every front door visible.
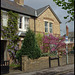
[1,40,7,61]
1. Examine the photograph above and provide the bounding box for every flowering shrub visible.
[41,33,66,55]
[1,11,20,62]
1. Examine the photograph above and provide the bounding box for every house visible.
[64,26,74,52]
[1,0,61,63]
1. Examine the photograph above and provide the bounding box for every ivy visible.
[1,11,20,63]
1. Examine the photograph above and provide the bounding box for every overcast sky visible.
[24,0,74,36]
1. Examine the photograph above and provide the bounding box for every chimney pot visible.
[66,25,69,36]
[14,0,24,6]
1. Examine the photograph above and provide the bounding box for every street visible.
[59,71,74,75]
[2,64,74,75]
[33,70,74,75]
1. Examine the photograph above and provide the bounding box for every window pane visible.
[49,23,52,27]
[24,17,29,29]
[2,13,8,26]
[50,28,52,33]
[45,22,48,32]
[49,23,52,33]
[70,38,73,42]
[19,16,22,28]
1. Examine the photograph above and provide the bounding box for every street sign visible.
[65,36,68,41]
[65,36,68,44]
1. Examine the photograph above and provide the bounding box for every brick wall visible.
[22,54,74,72]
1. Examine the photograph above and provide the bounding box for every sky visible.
[24,0,74,36]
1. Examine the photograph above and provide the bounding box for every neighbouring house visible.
[1,0,61,63]
[64,26,74,52]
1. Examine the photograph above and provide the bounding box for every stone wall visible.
[22,54,74,72]
[22,56,49,72]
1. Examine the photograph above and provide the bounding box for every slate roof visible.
[1,0,61,23]
[1,0,35,17]
[36,5,61,23]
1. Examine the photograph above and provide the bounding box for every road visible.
[59,71,74,75]
[33,70,74,75]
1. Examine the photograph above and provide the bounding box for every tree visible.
[53,0,74,22]
[16,28,41,62]
[41,33,66,55]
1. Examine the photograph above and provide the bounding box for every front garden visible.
[1,11,74,71]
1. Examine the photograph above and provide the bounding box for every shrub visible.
[41,53,49,57]
[16,28,41,62]
[35,33,43,47]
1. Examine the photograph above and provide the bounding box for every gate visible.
[49,56,60,68]
[0,61,9,74]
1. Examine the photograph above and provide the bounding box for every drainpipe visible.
[34,10,37,33]
[34,17,36,33]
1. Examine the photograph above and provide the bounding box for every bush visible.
[16,28,41,62]
[35,33,43,47]
[41,53,49,57]
[73,46,74,50]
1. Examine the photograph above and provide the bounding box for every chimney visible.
[66,25,69,36]
[14,0,24,6]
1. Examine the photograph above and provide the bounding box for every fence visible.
[0,61,9,74]
[22,54,74,72]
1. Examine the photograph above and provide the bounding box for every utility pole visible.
[66,43,68,64]
[65,36,68,64]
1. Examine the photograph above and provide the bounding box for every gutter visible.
[34,10,38,32]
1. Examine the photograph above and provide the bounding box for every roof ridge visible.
[36,5,49,10]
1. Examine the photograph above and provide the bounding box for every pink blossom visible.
[41,33,66,54]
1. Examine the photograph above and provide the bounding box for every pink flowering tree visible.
[41,33,66,56]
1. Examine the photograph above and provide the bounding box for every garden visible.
[1,11,71,70]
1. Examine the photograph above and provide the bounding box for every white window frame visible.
[45,21,48,32]
[18,14,30,31]
[2,11,8,27]
[24,17,29,30]
[49,22,53,33]
[18,16,23,29]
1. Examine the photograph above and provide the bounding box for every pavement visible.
[2,64,74,75]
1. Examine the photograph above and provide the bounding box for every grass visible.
[9,63,21,70]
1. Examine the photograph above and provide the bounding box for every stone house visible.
[1,0,61,62]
